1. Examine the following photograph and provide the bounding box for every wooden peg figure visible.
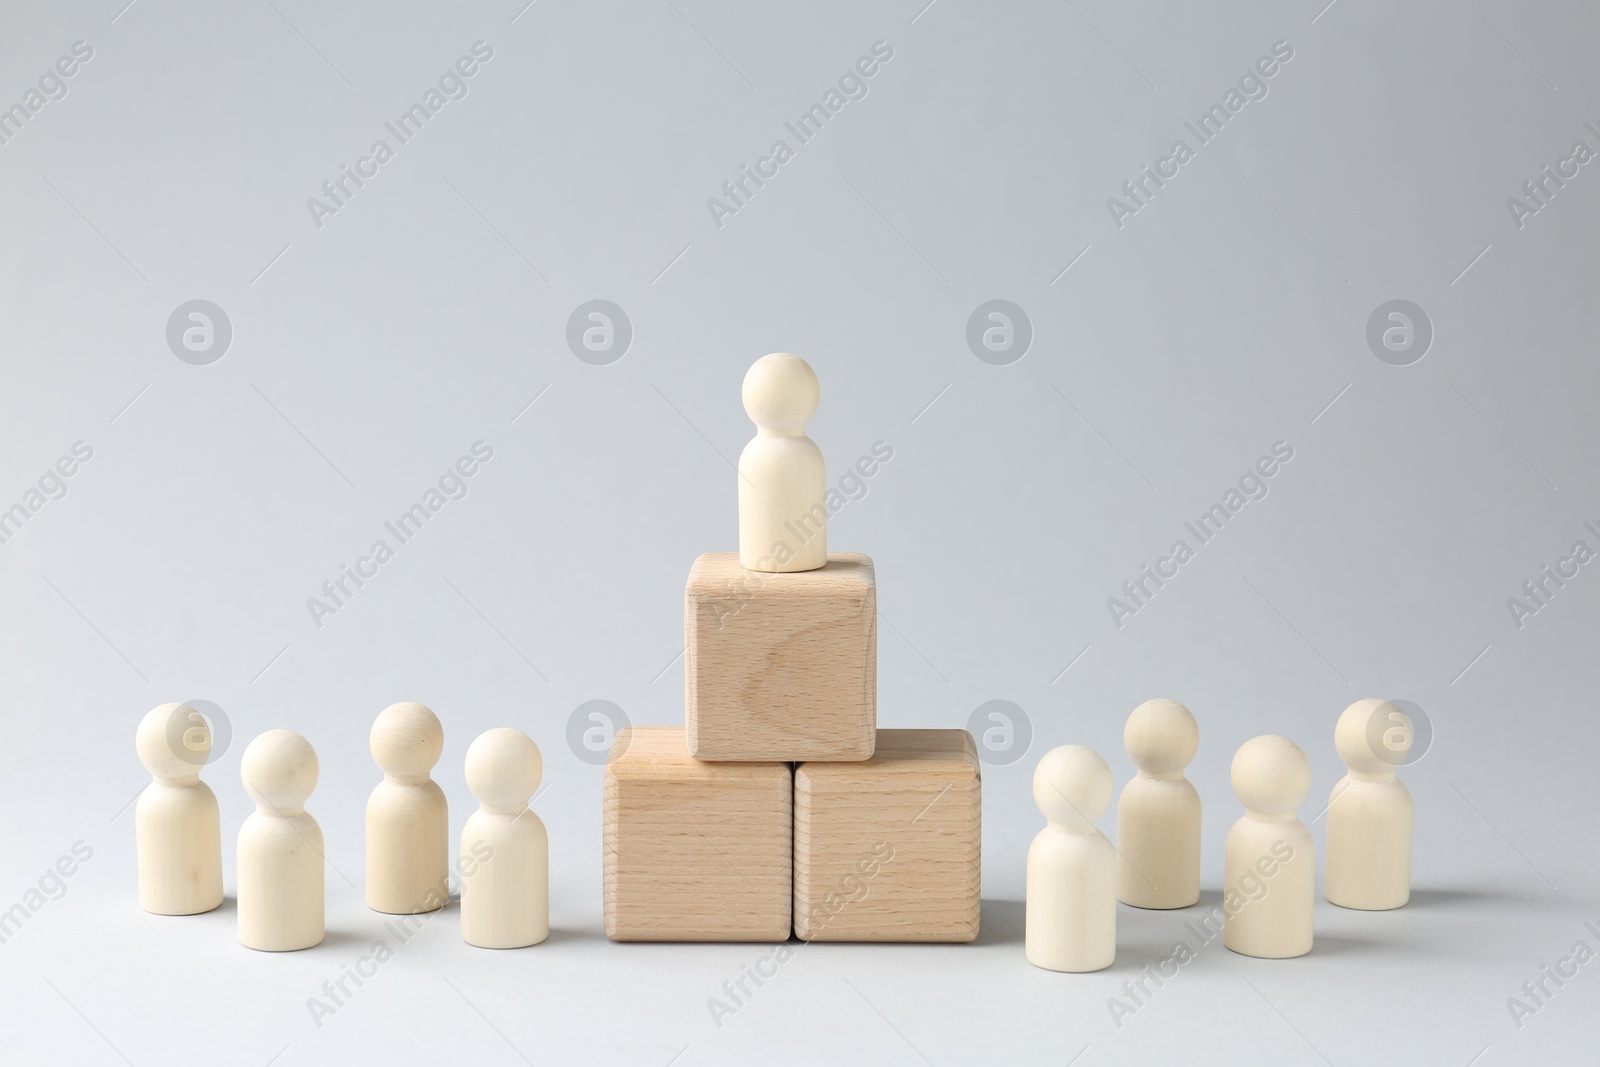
[366,702,449,914]
[738,353,827,573]
[237,730,324,951]
[1116,698,1200,909]
[460,728,549,948]
[1325,699,1413,910]
[135,703,223,915]
[1026,745,1115,972]
[1224,735,1313,959]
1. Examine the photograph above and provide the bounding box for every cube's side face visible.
[685,556,876,762]
[604,765,793,941]
[793,764,981,942]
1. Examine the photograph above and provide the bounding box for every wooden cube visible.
[685,551,876,762]
[794,729,981,942]
[603,726,792,941]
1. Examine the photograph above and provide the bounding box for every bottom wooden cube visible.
[604,726,791,941]
[794,729,981,942]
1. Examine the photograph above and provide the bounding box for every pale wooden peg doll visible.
[738,353,827,573]
[1325,698,1412,910]
[1027,745,1115,972]
[238,730,325,951]
[1224,735,1313,959]
[1117,698,1201,909]
[136,703,223,915]
[366,702,449,914]
[460,728,549,949]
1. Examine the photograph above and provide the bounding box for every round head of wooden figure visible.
[465,728,542,814]
[1230,735,1310,817]
[1032,744,1112,830]
[742,353,819,436]
[1335,697,1410,775]
[1124,698,1198,778]
[370,701,444,781]
[241,730,318,812]
[137,702,208,781]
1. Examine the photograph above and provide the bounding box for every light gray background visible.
[1,0,1596,1064]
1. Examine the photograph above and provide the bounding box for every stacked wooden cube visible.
[602,357,981,943]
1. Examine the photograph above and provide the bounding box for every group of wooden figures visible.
[136,701,548,950]
[1025,696,1414,972]
[133,355,1413,964]
[133,690,1412,961]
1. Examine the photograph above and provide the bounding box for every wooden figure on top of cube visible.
[739,353,826,573]
[793,729,980,942]
[1325,698,1413,911]
[687,353,876,763]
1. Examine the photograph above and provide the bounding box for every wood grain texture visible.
[685,551,875,763]
[604,726,792,942]
[794,729,980,942]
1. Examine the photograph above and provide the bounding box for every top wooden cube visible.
[685,552,876,762]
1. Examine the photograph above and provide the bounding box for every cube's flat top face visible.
[688,552,874,599]
[798,729,978,784]
[607,727,791,782]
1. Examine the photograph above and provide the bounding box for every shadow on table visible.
[974,899,1024,946]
